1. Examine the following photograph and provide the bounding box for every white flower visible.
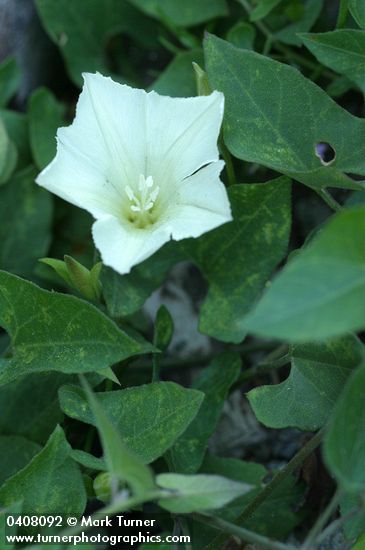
[36,73,232,274]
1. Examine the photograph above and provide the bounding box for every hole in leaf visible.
[315,142,336,166]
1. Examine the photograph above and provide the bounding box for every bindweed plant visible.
[1,0,365,549]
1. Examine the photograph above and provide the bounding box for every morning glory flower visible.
[36,73,232,274]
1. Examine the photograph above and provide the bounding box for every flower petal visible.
[37,72,149,218]
[168,161,232,240]
[146,90,224,185]
[92,217,170,275]
[36,145,123,219]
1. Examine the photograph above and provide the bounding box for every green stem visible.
[192,513,296,550]
[206,428,324,550]
[302,489,341,549]
[316,189,342,212]
[336,0,350,29]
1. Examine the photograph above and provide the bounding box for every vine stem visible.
[206,428,325,549]
[302,489,342,549]
[192,513,297,550]
[316,189,342,212]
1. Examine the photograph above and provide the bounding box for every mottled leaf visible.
[59,381,204,464]
[204,34,365,191]
[186,178,291,343]
[0,270,153,385]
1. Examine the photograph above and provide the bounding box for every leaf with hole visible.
[204,34,365,191]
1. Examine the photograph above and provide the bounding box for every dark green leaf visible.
[29,87,65,170]
[250,0,284,22]
[166,353,240,472]
[275,0,324,46]
[0,110,32,170]
[325,364,365,493]
[0,58,21,107]
[151,49,204,97]
[157,473,251,513]
[248,335,364,430]
[0,117,17,186]
[101,242,183,318]
[0,436,41,486]
[350,0,365,28]
[0,426,86,515]
[0,270,153,385]
[71,449,106,472]
[244,207,365,341]
[0,166,52,276]
[302,30,365,96]
[0,501,22,550]
[227,22,256,50]
[0,372,67,444]
[204,34,365,191]
[81,377,155,496]
[128,0,228,27]
[154,306,173,352]
[35,0,158,86]
[59,381,203,464]
[186,177,291,343]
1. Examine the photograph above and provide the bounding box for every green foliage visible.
[35,0,155,86]
[248,335,364,430]
[204,34,365,191]
[245,207,365,341]
[302,30,365,96]
[0,436,41,485]
[157,473,251,513]
[0,167,52,276]
[3,0,365,545]
[128,0,228,27]
[350,0,365,28]
[325,364,365,493]
[29,88,65,169]
[81,378,155,496]
[0,58,21,107]
[59,382,203,463]
[187,177,291,342]
[0,426,86,516]
[167,353,240,472]
[0,270,153,385]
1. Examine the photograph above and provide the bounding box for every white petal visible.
[92,217,170,275]
[146,90,224,185]
[167,161,232,240]
[36,73,150,218]
[36,145,123,219]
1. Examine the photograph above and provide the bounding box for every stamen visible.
[124,174,160,227]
